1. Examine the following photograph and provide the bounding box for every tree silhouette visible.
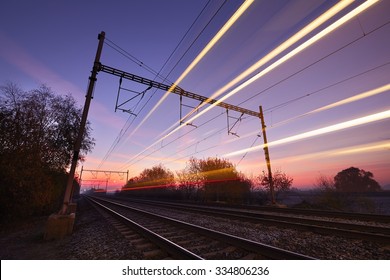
[186,157,250,203]
[259,169,293,202]
[334,167,381,192]
[0,82,94,221]
[122,164,175,198]
[176,167,202,200]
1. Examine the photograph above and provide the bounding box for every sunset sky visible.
[1,0,389,191]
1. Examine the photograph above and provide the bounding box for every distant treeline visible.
[119,158,252,203]
[116,157,294,205]
[115,163,384,213]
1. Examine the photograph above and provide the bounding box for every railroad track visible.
[85,195,314,260]
[102,197,390,244]
[199,201,390,223]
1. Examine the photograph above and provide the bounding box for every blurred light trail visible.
[181,0,379,124]
[131,81,388,171]
[272,83,390,127]
[157,0,354,138]
[122,177,240,192]
[201,0,354,103]
[221,83,390,146]
[119,112,225,171]
[333,141,390,156]
[121,0,378,172]
[223,109,390,158]
[156,0,377,142]
[125,0,254,140]
[171,0,254,88]
[309,84,390,114]
[269,140,390,165]
[123,168,240,191]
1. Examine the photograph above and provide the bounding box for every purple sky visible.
[1,0,389,190]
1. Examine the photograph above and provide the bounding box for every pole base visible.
[44,213,75,240]
[68,202,77,214]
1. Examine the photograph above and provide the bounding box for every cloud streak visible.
[0,30,85,101]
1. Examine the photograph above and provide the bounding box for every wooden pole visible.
[259,106,275,204]
[60,31,105,214]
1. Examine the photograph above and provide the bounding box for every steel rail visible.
[85,196,203,260]
[205,202,390,223]
[88,195,314,260]
[125,197,390,223]
[111,197,390,244]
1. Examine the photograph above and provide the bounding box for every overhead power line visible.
[96,0,226,169]
[98,63,261,118]
[239,20,390,109]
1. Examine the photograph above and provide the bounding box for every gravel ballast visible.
[1,197,389,259]
[0,197,141,259]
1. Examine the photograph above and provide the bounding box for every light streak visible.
[333,141,390,156]
[122,177,240,191]
[180,0,379,127]
[122,167,240,191]
[156,0,355,137]
[125,0,254,140]
[274,140,390,164]
[223,109,390,157]
[172,0,255,88]
[155,0,375,142]
[203,0,354,103]
[223,83,390,145]
[121,0,378,170]
[123,81,388,171]
[273,83,390,127]
[309,83,390,114]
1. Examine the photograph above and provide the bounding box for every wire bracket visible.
[179,94,200,127]
[226,109,244,137]
[115,76,152,115]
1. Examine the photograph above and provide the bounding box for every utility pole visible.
[60,31,105,214]
[259,106,275,204]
